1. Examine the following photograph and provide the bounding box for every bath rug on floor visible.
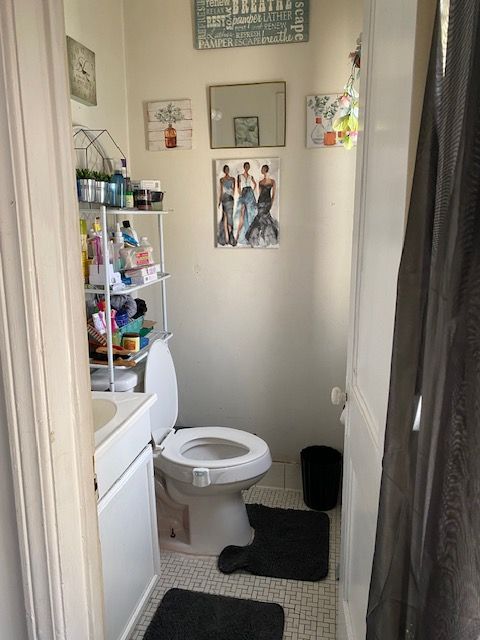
[218,504,330,581]
[143,588,284,640]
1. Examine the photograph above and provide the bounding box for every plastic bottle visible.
[125,177,134,209]
[87,227,96,259]
[109,162,125,208]
[87,224,104,264]
[79,219,88,282]
[112,223,125,271]
[121,220,138,243]
[119,245,136,270]
[121,158,127,179]
[90,234,103,265]
[135,236,154,266]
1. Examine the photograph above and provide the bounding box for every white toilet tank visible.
[144,339,179,444]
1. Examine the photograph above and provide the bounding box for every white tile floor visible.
[129,486,341,640]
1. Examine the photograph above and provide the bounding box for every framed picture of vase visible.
[306,94,345,148]
[146,98,192,150]
[215,157,280,249]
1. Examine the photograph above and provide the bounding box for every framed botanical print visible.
[234,116,260,147]
[66,36,97,106]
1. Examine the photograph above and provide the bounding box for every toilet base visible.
[156,479,255,555]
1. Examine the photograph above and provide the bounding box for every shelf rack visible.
[85,273,171,296]
[83,204,172,391]
[90,329,173,370]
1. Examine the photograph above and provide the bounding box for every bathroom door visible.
[337,0,433,638]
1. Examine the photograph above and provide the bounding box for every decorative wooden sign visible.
[194,0,309,50]
[146,99,193,151]
[66,36,97,106]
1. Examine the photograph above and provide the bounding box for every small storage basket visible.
[116,316,144,337]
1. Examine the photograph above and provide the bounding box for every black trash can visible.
[301,446,342,510]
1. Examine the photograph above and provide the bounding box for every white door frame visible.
[0,0,103,638]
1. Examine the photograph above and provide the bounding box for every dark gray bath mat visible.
[143,588,284,640]
[218,504,330,581]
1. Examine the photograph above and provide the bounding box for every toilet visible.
[91,340,272,555]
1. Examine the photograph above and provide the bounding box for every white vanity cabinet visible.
[98,446,158,640]
[93,392,160,640]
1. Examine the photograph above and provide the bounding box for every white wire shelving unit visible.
[82,204,172,391]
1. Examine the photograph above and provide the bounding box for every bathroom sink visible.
[92,398,117,430]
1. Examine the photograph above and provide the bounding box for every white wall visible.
[123,0,361,461]
[64,0,129,156]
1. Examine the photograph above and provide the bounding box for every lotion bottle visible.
[112,223,125,271]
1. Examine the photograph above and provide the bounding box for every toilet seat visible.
[155,426,271,486]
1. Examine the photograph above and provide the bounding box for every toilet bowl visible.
[155,426,270,554]
[135,339,272,555]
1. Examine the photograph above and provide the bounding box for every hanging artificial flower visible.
[334,34,361,150]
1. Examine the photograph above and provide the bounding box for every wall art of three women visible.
[216,158,280,248]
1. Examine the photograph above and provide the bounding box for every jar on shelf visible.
[78,178,96,202]
[134,189,152,210]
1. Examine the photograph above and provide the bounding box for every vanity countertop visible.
[92,391,157,452]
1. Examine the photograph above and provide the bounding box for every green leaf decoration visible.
[343,134,354,150]
[155,102,184,125]
[333,115,350,132]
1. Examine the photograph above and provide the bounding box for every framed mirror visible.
[209,81,286,149]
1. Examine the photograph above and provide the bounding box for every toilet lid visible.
[144,339,179,444]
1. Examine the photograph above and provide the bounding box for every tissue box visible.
[129,273,158,286]
[124,264,159,278]
[131,179,161,191]
[89,264,122,286]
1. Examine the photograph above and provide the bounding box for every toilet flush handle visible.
[192,467,211,487]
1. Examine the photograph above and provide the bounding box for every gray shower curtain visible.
[366,1,480,639]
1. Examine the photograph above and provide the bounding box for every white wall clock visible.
[66,36,97,107]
